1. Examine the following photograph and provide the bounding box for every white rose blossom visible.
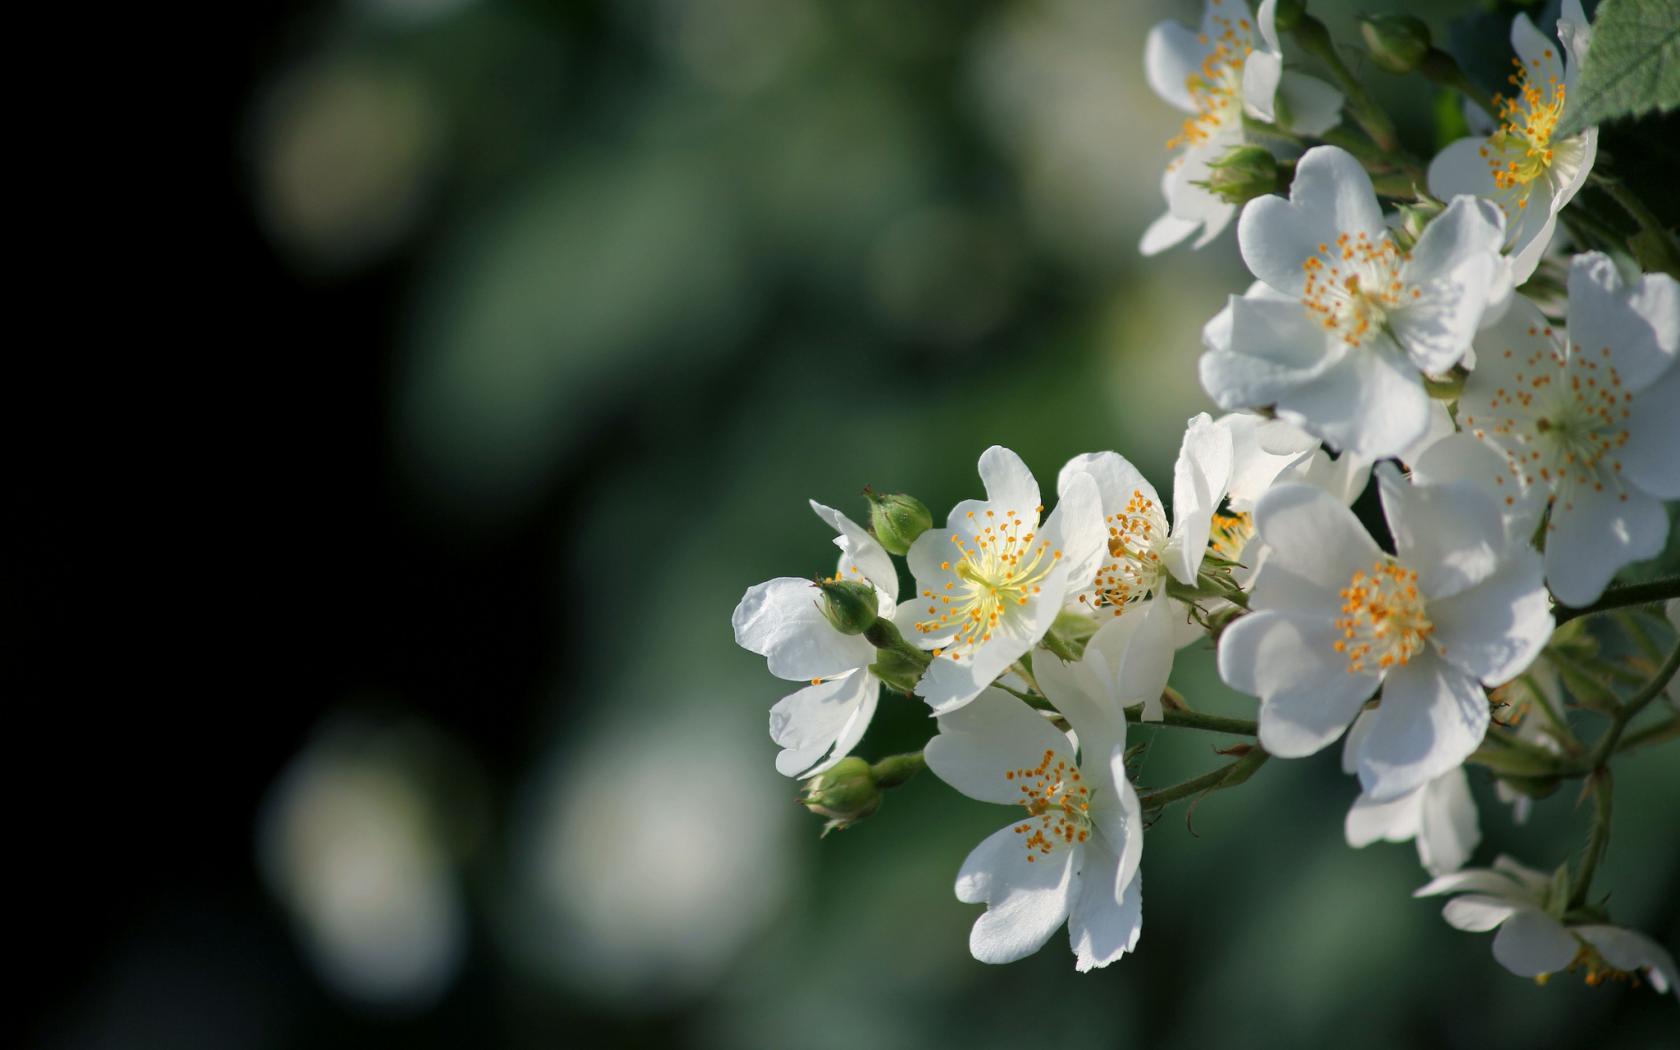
[1458,254,1679,606]
[1200,145,1510,459]
[924,614,1147,970]
[1140,0,1342,255]
[1218,464,1552,800]
[733,501,904,777]
[1417,855,1678,994]
[905,447,1105,713]
[1341,710,1480,877]
[1427,0,1597,285]
[1055,414,1235,719]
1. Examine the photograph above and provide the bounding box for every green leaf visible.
[1554,0,1680,139]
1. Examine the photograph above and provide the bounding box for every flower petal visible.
[770,671,878,778]
[1566,252,1680,393]
[1377,464,1504,602]
[1221,413,1315,511]
[1492,907,1580,977]
[810,500,899,606]
[956,823,1080,964]
[1544,483,1669,607]
[1572,926,1679,996]
[1414,868,1526,899]
[926,686,1077,805]
[1068,844,1142,972]
[1345,784,1424,848]
[1442,894,1522,932]
[734,577,875,681]
[1411,432,1545,542]
[1416,765,1480,876]
[1143,18,1205,113]
[1165,412,1233,584]
[1427,137,1497,203]
[1427,550,1552,686]
[1620,361,1680,499]
[1252,482,1383,593]
[1391,195,1504,374]
[978,445,1042,519]
[1220,609,1377,757]
[1277,70,1343,136]
[1140,210,1201,256]
[1199,295,1344,409]
[1238,146,1387,299]
[1275,340,1432,459]
[1356,648,1489,801]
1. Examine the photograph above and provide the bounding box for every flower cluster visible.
[733,0,1680,996]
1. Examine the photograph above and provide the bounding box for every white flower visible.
[1200,146,1507,458]
[1458,256,1679,606]
[1342,711,1480,876]
[1417,855,1679,994]
[1427,0,1598,284]
[1140,0,1341,255]
[733,501,901,777]
[1055,414,1233,718]
[906,447,1105,713]
[924,614,1147,970]
[1218,464,1553,800]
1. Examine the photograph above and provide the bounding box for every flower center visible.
[1460,325,1633,506]
[916,508,1060,658]
[1074,489,1165,616]
[1482,53,1566,212]
[1006,749,1092,861]
[1208,511,1254,561]
[1168,4,1254,149]
[1333,558,1433,673]
[1300,232,1408,346]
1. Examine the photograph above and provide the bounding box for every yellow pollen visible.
[1007,750,1093,859]
[1079,489,1166,615]
[916,507,1057,657]
[1334,559,1433,674]
[1208,511,1254,561]
[1484,55,1568,215]
[1299,230,1405,346]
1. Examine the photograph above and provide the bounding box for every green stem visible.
[1568,769,1613,910]
[1418,47,1498,119]
[1139,746,1269,809]
[1615,713,1680,755]
[870,751,925,789]
[1291,15,1400,154]
[1124,705,1257,736]
[863,617,932,669]
[1574,639,1680,772]
[1596,176,1677,244]
[1554,577,1680,626]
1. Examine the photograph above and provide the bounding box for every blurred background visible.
[16,0,1678,1046]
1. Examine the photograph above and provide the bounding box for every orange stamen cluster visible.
[1460,327,1634,513]
[1334,559,1433,673]
[1481,51,1567,213]
[1208,510,1254,561]
[1076,489,1165,615]
[1006,749,1091,861]
[916,506,1059,658]
[1300,231,1408,346]
[1167,0,1253,149]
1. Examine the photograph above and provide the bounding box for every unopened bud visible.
[1270,0,1305,32]
[1359,14,1432,75]
[868,649,924,695]
[1390,198,1445,252]
[801,756,881,834]
[816,578,879,635]
[864,488,932,556]
[1199,145,1280,206]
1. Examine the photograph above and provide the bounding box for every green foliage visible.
[1554,0,1680,139]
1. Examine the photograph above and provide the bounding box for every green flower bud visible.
[815,577,879,635]
[1198,145,1281,206]
[868,648,924,695]
[863,488,932,556]
[1358,14,1432,75]
[800,756,881,834]
[1389,198,1445,252]
[1270,0,1305,32]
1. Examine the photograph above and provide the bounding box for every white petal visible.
[1427,137,1497,203]
[1108,760,1144,894]
[1165,413,1234,584]
[1416,765,1481,875]
[1238,146,1387,300]
[978,445,1042,519]
[1391,195,1505,374]
[1251,483,1383,593]
[1345,784,1425,848]
[1572,926,1679,995]
[1377,464,1504,602]
[733,578,875,681]
[810,500,898,606]
[1167,140,1242,226]
[1058,451,1161,520]
[1220,610,1377,757]
[1566,252,1680,393]
[926,687,1077,805]
[1341,707,1374,774]
[1493,853,1554,894]
[1034,650,1124,788]
[1275,341,1432,459]
[1414,868,1526,900]
[1045,471,1109,600]
[1242,50,1282,123]
[1492,907,1580,977]
[1285,447,1371,506]
[1356,648,1489,801]
[1068,845,1142,972]
[957,823,1079,964]
[1143,19,1205,113]
[1508,12,1558,71]
[1118,596,1176,719]
[915,564,1069,713]
[1411,433,1544,541]
[1427,550,1552,686]
[1443,894,1522,932]
[1544,484,1669,607]
[1221,413,1316,511]
[1199,295,1343,409]
[771,671,878,778]
[1140,210,1200,256]
[1396,400,1458,471]
[1276,71,1343,136]
[1621,361,1680,499]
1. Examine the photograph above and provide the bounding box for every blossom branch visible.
[1138,745,1269,810]
[1577,638,1680,771]
[1567,768,1614,911]
[1553,576,1680,626]
[1289,15,1401,156]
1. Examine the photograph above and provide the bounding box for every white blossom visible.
[1140,0,1341,255]
[924,614,1147,970]
[733,501,902,776]
[1417,855,1678,994]
[1458,255,1679,606]
[1200,146,1507,458]
[1218,465,1552,800]
[905,447,1105,713]
[1341,711,1480,876]
[1427,0,1597,284]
